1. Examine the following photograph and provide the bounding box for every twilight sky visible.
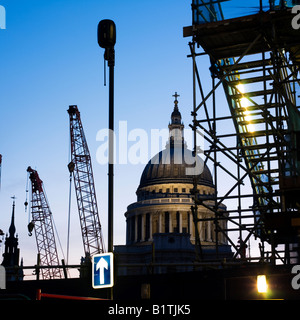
[0,0,272,274]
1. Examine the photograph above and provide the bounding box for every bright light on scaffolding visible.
[236,83,245,93]
[237,83,255,133]
[244,110,255,133]
[257,275,268,293]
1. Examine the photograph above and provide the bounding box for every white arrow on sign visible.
[96,257,108,284]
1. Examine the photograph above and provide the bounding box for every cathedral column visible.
[141,214,145,241]
[149,214,153,240]
[158,212,162,233]
[179,212,182,233]
[134,215,138,242]
[207,221,212,241]
[197,220,201,241]
[199,220,203,241]
[169,212,173,233]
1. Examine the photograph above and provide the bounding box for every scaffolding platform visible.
[184,8,300,62]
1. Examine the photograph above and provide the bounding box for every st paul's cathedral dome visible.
[115,93,232,275]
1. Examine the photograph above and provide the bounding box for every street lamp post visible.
[97,20,116,254]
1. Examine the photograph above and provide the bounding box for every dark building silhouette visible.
[2,199,24,281]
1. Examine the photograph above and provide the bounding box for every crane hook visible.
[28,221,34,236]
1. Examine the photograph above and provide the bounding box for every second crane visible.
[68,105,105,258]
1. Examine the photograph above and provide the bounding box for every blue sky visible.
[0,0,271,271]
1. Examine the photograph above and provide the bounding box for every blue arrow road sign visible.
[92,252,114,289]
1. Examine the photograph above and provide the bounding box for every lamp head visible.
[98,19,116,49]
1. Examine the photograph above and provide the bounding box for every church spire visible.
[168,92,184,145]
[8,196,16,238]
[2,197,23,281]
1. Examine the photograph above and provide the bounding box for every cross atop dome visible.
[170,92,182,125]
[173,92,180,103]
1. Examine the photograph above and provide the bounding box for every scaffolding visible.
[184,1,300,265]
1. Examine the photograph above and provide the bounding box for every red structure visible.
[67,105,105,257]
[27,166,62,280]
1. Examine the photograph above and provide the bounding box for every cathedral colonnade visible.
[125,203,228,246]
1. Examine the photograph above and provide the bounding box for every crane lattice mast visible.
[27,166,62,280]
[68,105,105,257]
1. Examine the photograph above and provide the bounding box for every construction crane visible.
[67,105,105,258]
[26,166,62,280]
